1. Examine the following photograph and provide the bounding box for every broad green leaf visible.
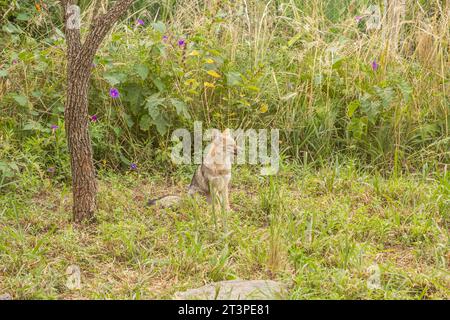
[150,76,166,92]
[139,115,151,131]
[134,64,149,80]
[332,56,345,70]
[225,72,242,86]
[36,61,48,72]
[103,72,126,85]
[145,93,165,120]
[397,79,412,103]
[170,98,190,119]
[144,94,169,135]
[122,83,146,116]
[2,22,21,34]
[374,86,394,108]
[12,94,28,106]
[32,90,42,98]
[16,13,30,21]
[118,152,130,166]
[0,161,16,178]
[0,162,8,173]
[0,69,8,77]
[22,120,44,131]
[361,96,381,124]
[347,100,360,118]
[153,115,168,135]
[347,116,367,139]
[113,127,122,137]
[151,21,166,33]
[18,51,33,61]
[124,113,134,128]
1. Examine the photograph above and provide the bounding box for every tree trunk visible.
[65,60,97,223]
[60,0,135,223]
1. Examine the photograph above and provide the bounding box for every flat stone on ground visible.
[173,280,287,300]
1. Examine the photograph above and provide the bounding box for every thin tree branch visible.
[75,0,135,72]
[88,0,103,27]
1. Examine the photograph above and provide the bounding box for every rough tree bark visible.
[60,0,134,223]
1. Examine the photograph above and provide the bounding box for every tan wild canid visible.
[147,129,238,211]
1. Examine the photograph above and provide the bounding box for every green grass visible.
[1,164,448,299]
[0,0,448,300]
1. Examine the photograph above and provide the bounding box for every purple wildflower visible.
[90,114,98,122]
[109,88,119,98]
[91,62,97,68]
[355,16,362,22]
[47,167,55,173]
[162,35,168,42]
[178,39,186,47]
[371,60,379,71]
[136,19,144,26]
[130,163,137,170]
[12,59,18,65]
[50,124,59,133]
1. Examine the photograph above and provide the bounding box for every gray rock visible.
[0,293,12,300]
[173,280,288,300]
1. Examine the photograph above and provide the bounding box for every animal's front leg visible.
[223,184,231,211]
[213,190,221,212]
[208,185,219,212]
[213,186,227,212]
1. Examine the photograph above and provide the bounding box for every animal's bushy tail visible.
[147,195,182,208]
